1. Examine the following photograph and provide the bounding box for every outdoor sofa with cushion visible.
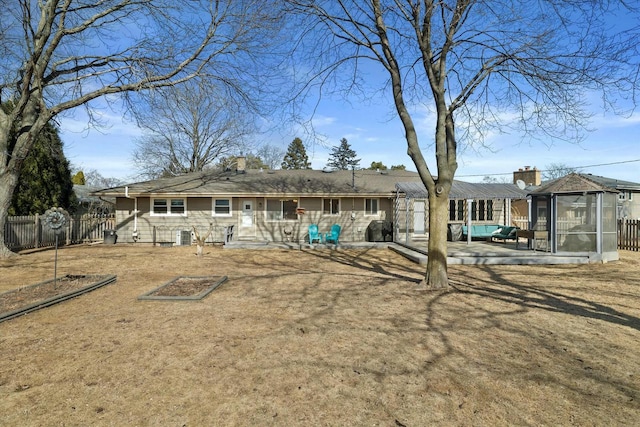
[461,224,519,241]
[461,224,501,239]
[490,226,520,242]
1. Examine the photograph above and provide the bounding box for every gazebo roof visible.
[530,173,619,195]
[396,181,528,199]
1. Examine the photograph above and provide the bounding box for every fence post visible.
[66,216,72,246]
[34,213,40,248]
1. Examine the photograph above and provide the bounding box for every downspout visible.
[125,186,139,241]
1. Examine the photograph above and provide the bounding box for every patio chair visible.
[308,224,322,244]
[324,224,341,244]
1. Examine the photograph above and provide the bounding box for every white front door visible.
[413,200,425,234]
[241,200,253,227]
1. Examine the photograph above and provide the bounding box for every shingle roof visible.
[92,169,424,197]
[530,173,619,195]
[576,173,640,191]
[396,181,528,200]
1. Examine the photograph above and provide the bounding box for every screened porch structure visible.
[529,173,619,262]
[394,181,528,244]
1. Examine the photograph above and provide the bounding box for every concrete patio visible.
[224,238,594,265]
[392,240,591,265]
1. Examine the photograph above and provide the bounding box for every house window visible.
[365,198,379,216]
[618,191,633,201]
[266,198,298,221]
[152,198,186,216]
[323,198,340,215]
[450,200,466,221]
[213,199,231,216]
[449,199,492,221]
[457,200,464,220]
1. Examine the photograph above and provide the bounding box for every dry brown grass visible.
[1,244,639,426]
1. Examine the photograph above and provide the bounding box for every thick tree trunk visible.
[0,170,20,257]
[419,191,449,290]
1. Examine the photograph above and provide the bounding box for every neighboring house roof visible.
[92,169,424,198]
[74,185,115,205]
[577,173,640,192]
[396,181,528,200]
[530,173,620,195]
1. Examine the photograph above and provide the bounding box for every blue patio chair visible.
[308,224,322,244]
[324,224,341,244]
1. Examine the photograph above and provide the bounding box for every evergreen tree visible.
[390,164,406,170]
[326,138,360,170]
[8,120,77,215]
[281,137,311,169]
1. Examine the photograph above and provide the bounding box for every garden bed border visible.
[0,274,117,323]
[138,275,228,301]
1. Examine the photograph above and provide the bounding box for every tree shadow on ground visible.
[450,265,640,332]
[300,247,424,284]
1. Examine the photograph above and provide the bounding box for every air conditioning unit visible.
[175,230,192,246]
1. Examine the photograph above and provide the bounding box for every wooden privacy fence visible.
[618,219,639,251]
[5,214,116,251]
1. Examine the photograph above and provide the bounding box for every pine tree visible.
[326,138,360,170]
[281,137,311,170]
[8,120,77,215]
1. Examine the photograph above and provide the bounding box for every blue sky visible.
[57,3,640,186]
[60,94,640,185]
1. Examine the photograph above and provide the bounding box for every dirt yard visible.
[1,244,639,426]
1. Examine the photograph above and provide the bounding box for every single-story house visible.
[92,164,425,244]
[93,159,534,245]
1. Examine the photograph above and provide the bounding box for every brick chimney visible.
[513,166,541,186]
[236,156,246,173]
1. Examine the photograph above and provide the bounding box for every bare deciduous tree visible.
[543,163,579,181]
[0,0,284,256]
[256,144,286,170]
[286,0,639,289]
[132,80,254,179]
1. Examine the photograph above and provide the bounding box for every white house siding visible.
[115,197,236,244]
[114,195,397,244]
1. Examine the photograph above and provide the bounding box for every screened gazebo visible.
[394,181,529,244]
[529,173,619,261]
